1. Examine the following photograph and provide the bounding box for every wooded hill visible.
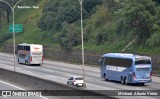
[0,0,160,54]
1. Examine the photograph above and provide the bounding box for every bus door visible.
[134,59,152,80]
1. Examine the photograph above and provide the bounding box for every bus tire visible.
[121,77,125,85]
[25,60,27,65]
[18,59,19,64]
[104,74,108,81]
[124,77,128,85]
[27,61,30,66]
[139,83,145,86]
[25,60,29,65]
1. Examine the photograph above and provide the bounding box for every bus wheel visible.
[25,60,29,65]
[121,77,124,85]
[124,77,128,85]
[25,60,26,65]
[104,74,108,81]
[139,83,145,86]
[18,59,19,64]
[27,61,30,66]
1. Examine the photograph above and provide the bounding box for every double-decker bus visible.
[17,43,44,65]
[98,53,152,85]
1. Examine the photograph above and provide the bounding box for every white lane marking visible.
[0,80,48,99]
[0,80,25,90]
[45,75,57,78]
[45,75,66,81]
[41,68,53,72]
[134,87,146,90]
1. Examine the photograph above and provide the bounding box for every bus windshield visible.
[135,59,151,65]
[135,59,151,71]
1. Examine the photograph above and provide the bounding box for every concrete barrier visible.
[0,68,116,99]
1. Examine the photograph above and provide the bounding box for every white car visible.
[67,76,84,87]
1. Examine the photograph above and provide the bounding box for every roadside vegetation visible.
[0,0,160,54]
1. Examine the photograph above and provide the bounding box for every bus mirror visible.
[98,59,102,65]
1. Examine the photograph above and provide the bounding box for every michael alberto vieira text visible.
[118,91,158,96]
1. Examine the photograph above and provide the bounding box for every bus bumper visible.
[132,78,152,83]
[30,61,43,65]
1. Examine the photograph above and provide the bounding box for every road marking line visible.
[0,80,25,90]
[45,75,57,78]
[41,68,52,72]
[0,80,48,99]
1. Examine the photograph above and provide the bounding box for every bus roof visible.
[17,43,42,46]
[102,53,151,59]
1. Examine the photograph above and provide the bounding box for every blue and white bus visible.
[17,43,44,65]
[98,53,152,85]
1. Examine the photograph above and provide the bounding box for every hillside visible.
[0,0,53,47]
[0,0,160,54]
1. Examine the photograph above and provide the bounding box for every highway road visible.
[0,52,159,99]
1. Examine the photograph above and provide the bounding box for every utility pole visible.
[79,0,86,88]
[0,0,22,71]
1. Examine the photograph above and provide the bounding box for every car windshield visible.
[75,77,83,80]
[69,77,74,80]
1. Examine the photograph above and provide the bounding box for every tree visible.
[117,0,156,43]
[157,0,160,4]
[0,9,2,32]
[83,0,102,13]
[59,24,81,51]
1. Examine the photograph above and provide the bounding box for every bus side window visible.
[26,46,30,51]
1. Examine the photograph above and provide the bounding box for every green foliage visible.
[38,0,80,32]
[38,12,56,31]
[1,0,160,54]
[57,23,81,50]
[117,0,156,44]
[84,5,115,45]
[156,6,160,26]
[38,0,102,50]
[0,33,12,46]
[83,0,103,13]
[147,31,160,47]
